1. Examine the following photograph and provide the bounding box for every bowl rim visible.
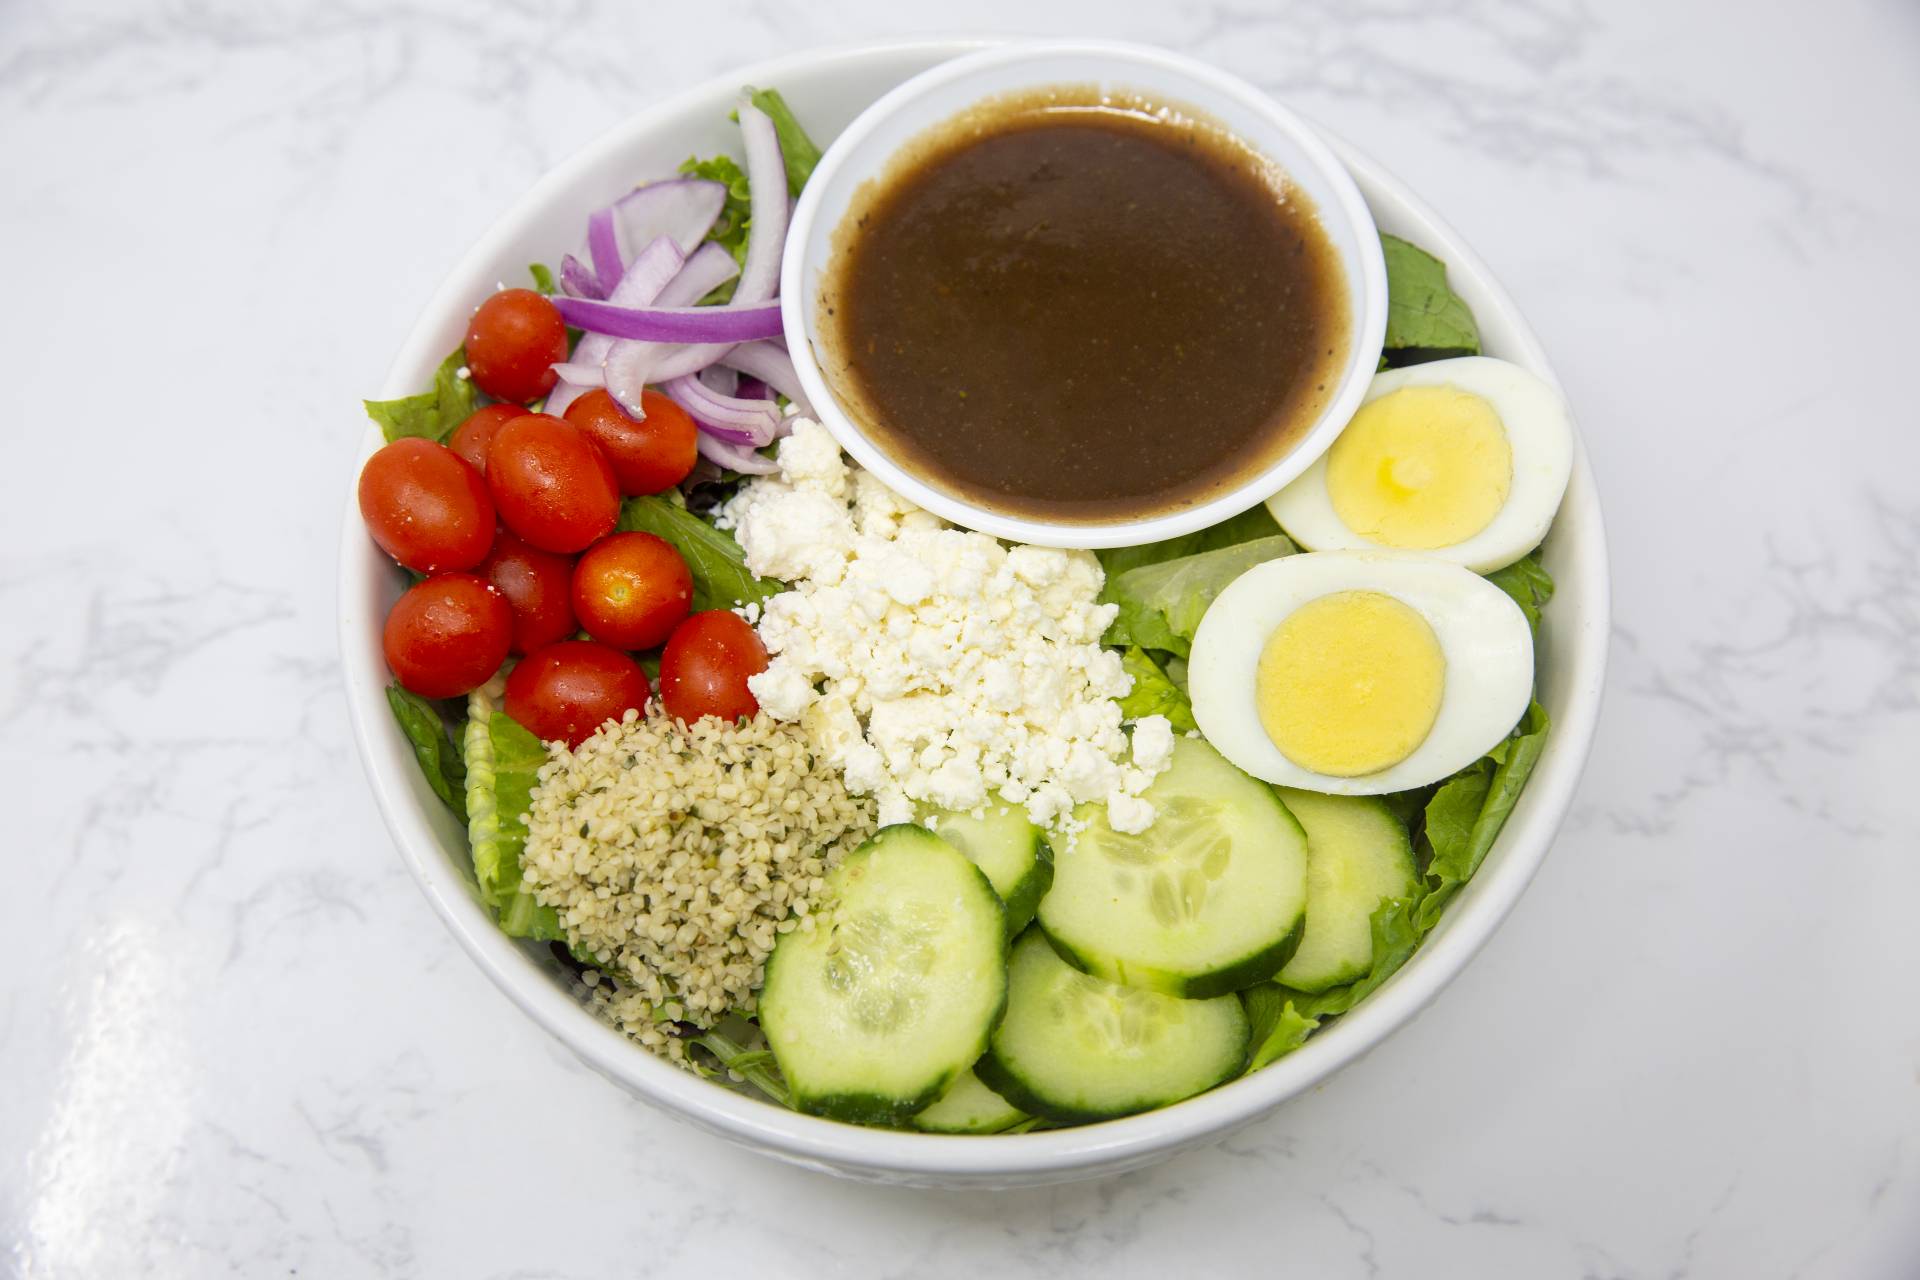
[338,36,1610,1184]
[778,39,1390,549]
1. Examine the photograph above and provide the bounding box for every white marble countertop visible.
[6,0,1918,1275]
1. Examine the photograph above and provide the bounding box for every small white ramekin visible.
[779,41,1389,549]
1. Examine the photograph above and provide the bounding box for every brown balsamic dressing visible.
[817,86,1350,524]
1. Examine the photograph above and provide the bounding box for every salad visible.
[357,88,1569,1134]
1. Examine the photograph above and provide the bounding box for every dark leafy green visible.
[742,87,823,195]
[1381,233,1480,361]
[1117,647,1197,732]
[618,496,782,612]
[385,684,466,820]
[1416,700,1550,931]
[691,1024,791,1107]
[362,349,477,444]
[1103,535,1296,657]
[1485,551,1555,633]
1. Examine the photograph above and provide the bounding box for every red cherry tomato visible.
[464,289,567,404]
[357,438,495,573]
[477,530,577,655]
[485,413,620,553]
[448,403,527,473]
[563,389,699,496]
[659,611,769,723]
[571,532,693,649]
[505,640,651,747]
[382,573,512,699]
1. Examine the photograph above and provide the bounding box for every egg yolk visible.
[1326,385,1512,549]
[1255,590,1446,777]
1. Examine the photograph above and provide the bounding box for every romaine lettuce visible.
[464,685,563,941]
[1102,534,1296,656]
[1484,551,1555,633]
[1117,647,1197,732]
[1415,699,1550,931]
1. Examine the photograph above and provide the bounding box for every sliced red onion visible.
[601,243,744,415]
[719,341,810,415]
[586,208,623,297]
[697,430,779,475]
[555,297,782,343]
[608,178,726,263]
[547,236,685,416]
[733,98,787,307]
[550,362,605,387]
[698,364,740,396]
[559,253,602,299]
[733,376,772,401]
[663,373,782,446]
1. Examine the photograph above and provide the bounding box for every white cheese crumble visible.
[722,419,1172,832]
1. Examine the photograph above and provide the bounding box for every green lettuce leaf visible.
[1484,551,1555,633]
[743,87,823,195]
[385,684,466,820]
[1241,896,1422,1072]
[1103,534,1296,656]
[363,348,477,444]
[527,262,556,295]
[1096,504,1284,581]
[464,697,563,941]
[1117,646,1197,732]
[618,496,783,612]
[1288,896,1422,1021]
[1415,700,1551,932]
[1381,233,1480,360]
[1242,985,1320,1072]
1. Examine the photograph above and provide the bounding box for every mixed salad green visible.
[361,85,1556,1131]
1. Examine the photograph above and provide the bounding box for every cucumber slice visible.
[979,931,1249,1122]
[911,1066,1028,1134]
[920,800,1052,936]
[761,825,1008,1125]
[1038,735,1309,998]
[1273,789,1420,992]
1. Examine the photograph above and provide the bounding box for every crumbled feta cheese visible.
[727,419,1171,830]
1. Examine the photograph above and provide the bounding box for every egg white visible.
[1188,551,1534,795]
[1265,356,1572,574]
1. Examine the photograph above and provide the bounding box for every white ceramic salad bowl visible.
[338,38,1609,1190]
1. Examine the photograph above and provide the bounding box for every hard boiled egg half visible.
[1189,552,1532,794]
[1266,356,1572,573]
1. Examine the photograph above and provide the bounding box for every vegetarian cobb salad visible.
[358,88,1570,1133]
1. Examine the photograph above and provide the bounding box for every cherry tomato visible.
[383,573,512,699]
[505,640,650,747]
[357,438,495,573]
[486,413,620,553]
[563,389,699,495]
[448,403,527,473]
[477,530,577,655]
[464,288,568,403]
[571,532,693,649]
[659,611,769,723]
